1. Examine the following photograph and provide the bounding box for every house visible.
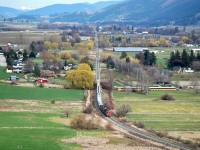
[183,68,194,73]
[35,78,48,83]
[190,49,200,53]
[173,66,182,73]
[6,69,13,73]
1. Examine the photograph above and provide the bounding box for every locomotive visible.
[99,105,111,117]
[96,80,111,117]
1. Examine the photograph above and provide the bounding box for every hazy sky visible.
[0,0,119,10]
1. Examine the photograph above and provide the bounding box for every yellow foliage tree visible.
[66,63,94,89]
[62,42,72,49]
[60,52,71,59]
[44,41,51,50]
[86,39,94,50]
[51,42,58,50]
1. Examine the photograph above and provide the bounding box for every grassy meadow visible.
[113,90,200,131]
[0,84,83,101]
[0,82,84,149]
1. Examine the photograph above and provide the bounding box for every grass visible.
[0,84,83,101]
[0,112,64,127]
[113,90,200,131]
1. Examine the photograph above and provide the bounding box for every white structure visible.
[183,68,194,73]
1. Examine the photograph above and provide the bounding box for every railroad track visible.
[94,27,192,150]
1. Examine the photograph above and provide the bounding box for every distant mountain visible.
[0,6,20,16]
[90,0,200,25]
[22,1,121,15]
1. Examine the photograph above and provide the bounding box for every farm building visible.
[35,78,48,83]
[113,47,148,52]
[173,66,182,73]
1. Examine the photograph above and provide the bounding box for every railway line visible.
[94,28,192,150]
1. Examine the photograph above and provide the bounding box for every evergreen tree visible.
[120,51,127,59]
[29,41,36,52]
[168,51,175,69]
[197,52,200,61]
[175,50,181,61]
[22,50,28,61]
[181,49,190,67]
[29,51,36,58]
[33,63,41,77]
[189,50,196,64]
[144,50,150,66]
[150,52,157,66]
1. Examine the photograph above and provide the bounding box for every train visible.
[96,79,111,117]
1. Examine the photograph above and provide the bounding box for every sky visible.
[0,0,119,10]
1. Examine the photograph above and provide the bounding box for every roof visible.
[173,66,181,71]
[113,47,148,52]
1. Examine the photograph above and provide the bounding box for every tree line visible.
[168,49,200,69]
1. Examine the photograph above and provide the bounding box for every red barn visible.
[36,78,48,83]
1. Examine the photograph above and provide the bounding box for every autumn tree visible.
[44,41,51,50]
[62,42,72,49]
[66,63,94,89]
[51,42,58,50]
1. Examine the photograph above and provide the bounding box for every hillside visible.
[22,1,121,15]
[90,0,200,25]
[0,6,20,16]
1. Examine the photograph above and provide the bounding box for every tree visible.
[51,42,58,50]
[189,50,196,64]
[120,51,127,59]
[126,57,130,63]
[29,41,36,52]
[22,50,28,61]
[168,51,175,69]
[33,63,41,77]
[191,61,200,71]
[181,49,190,67]
[66,64,94,89]
[29,51,36,58]
[197,52,200,61]
[44,41,51,50]
[150,52,157,66]
[175,50,181,61]
[106,56,115,69]
[24,59,34,73]
[62,42,72,49]
[144,50,151,66]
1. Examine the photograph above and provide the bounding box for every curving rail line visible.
[94,27,192,150]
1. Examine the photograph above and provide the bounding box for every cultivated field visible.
[113,90,200,142]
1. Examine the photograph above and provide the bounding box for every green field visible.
[0,84,83,101]
[113,90,200,131]
[0,112,79,150]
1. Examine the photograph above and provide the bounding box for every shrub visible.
[51,100,55,104]
[83,104,93,114]
[134,122,145,129]
[115,104,132,117]
[161,94,175,101]
[105,122,114,131]
[70,114,98,130]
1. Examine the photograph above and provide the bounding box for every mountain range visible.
[0,0,200,26]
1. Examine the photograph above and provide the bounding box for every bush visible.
[70,114,98,130]
[51,100,55,104]
[115,104,132,117]
[105,122,114,131]
[83,104,93,114]
[161,94,175,101]
[134,122,145,129]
